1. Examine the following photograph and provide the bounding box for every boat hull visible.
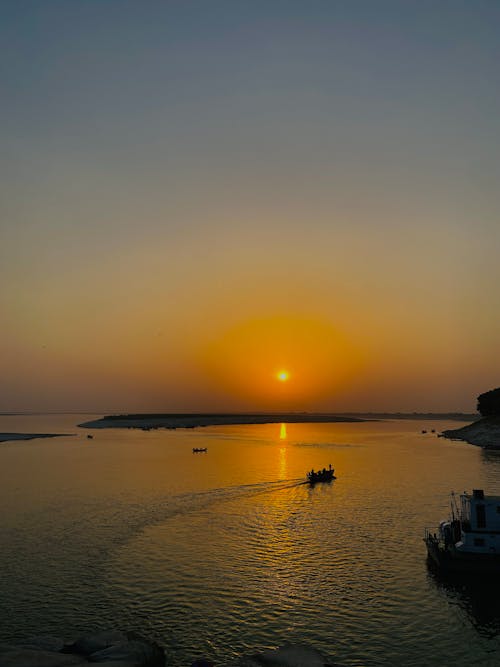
[425,537,500,573]
[307,473,336,484]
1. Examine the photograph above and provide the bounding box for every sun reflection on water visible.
[279,447,288,480]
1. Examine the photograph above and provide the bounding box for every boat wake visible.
[99,477,309,552]
[172,477,307,509]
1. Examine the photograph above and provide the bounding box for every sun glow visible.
[200,315,361,409]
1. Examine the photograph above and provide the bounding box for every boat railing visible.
[424,528,445,548]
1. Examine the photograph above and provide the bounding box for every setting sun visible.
[200,315,361,410]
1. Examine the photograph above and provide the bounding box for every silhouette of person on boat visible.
[307,463,335,484]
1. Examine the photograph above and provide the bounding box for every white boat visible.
[425,489,500,572]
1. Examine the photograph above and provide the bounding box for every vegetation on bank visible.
[477,387,500,417]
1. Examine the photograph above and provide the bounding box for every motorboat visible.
[307,464,335,484]
[192,447,207,453]
[424,489,500,572]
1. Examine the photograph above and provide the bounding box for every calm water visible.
[1,415,500,666]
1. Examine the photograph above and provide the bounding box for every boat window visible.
[476,504,486,528]
[474,538,485,546]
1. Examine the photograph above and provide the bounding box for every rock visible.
[0,647,86,667]
[0,631,165,667]
[88,637,165,665]
[86,663,142,667]
[238,643,332,667]
[71,632,129,657]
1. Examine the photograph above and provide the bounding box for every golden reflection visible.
[279,422,287,440]
[279,446,287,480]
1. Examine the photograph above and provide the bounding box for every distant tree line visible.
[477,387,500,417]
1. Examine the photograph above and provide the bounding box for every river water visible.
[1,415,500,666]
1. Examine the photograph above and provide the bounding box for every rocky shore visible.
[0,630,165,666]
[442,416,500,448]
[0,631,333,667]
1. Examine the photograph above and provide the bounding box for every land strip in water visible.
[79,412,479,431]
[79,412,371,430]
[0,433,66,443]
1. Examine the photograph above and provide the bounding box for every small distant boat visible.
[421,430,427,434]
[87,434,94,439]
[424,489,500,572]
[192,447,207,453]
[307,464,335,484]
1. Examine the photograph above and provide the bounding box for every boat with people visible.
[307,464,335,484]
[424,489,500,572]
[192,447,207,453]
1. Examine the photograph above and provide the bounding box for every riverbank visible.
[442,416,500,448]
[78,412,368,430]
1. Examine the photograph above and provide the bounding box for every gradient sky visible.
[2,1,499,412]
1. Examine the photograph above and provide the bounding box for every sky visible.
[1,0,500,413]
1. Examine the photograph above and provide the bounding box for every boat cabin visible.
[455,489,500,553]
[425,489,500,570]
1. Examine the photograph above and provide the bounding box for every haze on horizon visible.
[2,1,499,414]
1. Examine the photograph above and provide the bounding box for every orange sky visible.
[2,3,500,412]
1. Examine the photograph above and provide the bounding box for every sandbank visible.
[79,412,368,430]
[0,433,66,443]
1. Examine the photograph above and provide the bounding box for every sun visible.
[277,370,289,382]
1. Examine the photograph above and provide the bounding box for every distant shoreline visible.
[316,412,477,421]
[77,411,477,431]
